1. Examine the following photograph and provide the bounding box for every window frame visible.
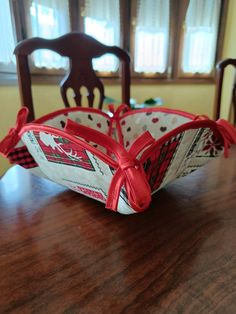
[130,0,172,79]
[175,0,228,80]
[0,0,229,85]
[0,0,19,81]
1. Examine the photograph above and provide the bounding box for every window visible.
[0,0,16,72]
[27,0,70,69]
[83,0,120,72]
[133,0,170,74]
[129,0,225,80]
[180,0,222,76]
[0,0,228,83]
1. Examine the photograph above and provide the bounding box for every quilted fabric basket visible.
[1,104,236,215]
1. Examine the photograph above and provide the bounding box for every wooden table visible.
[0,148,236,313]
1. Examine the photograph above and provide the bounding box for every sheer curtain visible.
[182,0,221,74]
[28,0,70,69]
[134,0,170,74]
[0,0,15,65]
[84,0,120,72]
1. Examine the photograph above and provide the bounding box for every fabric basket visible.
[1,104,236,215]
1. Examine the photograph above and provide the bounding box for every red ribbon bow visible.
[65,119,154,212]
[106,131,154,212]
[108,103,130,118]
[216,119,236,158]
[0,107,29,156]
[107,103,131,137]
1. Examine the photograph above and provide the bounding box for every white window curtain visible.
[0,0,16,65]
[28,0,70,69]
[182,0,221,74]
[134,0,170,74]
[84,0,120,72]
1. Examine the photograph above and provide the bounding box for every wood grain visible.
[0,148,236,313]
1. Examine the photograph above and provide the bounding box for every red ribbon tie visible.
[0,107,29,156]
[65,118,154,212]
[106,132,154,212]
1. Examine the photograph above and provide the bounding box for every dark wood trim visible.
[15,54,35,121]
[0,72,18,85]
[120,0,131,51]
[11,0,23,41]
[167,0,176,79]
[131,77,216,85]
[0,71,215,86]
[27,73,215,86]
[130,72,168,79]
[177,72,215,79]
[213,58,236,123]
[175,0,190,78]
[215,0,229,64]
[11,0,27,41]
[170,0,185,79]
[78,0,85,32]
[69,0,79,31]
[129,0,137,75]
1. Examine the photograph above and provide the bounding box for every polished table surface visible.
[0,147,236,313]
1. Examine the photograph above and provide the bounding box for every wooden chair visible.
[14,32,131,121]
[214,58,236,125]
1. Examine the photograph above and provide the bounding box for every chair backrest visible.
[14,32,131,121]
[214,58,236,125]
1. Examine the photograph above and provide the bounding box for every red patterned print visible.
[35,131,95,171]
[74,185,106,202]
[203,134,223,157]
[8,146,38,169]
[152,118,159,123]
[144,133,183,191]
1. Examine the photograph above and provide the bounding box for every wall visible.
[220,0,236,119]
[0,86,21,176]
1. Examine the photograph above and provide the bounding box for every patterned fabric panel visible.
[120,111,191,149]
[143,128,224,195]
[41,111,110,153]
[34,132,95,171]
[8,146,38,169]
[21,130,136,214]
[143,133,183,192]
[196,130,224,158]
[42,111,110,134]
[66,182,107,203]
[176,128,224,178]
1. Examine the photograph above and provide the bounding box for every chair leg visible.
[233,86,236,126]
[233,104,236,127]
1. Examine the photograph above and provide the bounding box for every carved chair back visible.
[14,32,130,121]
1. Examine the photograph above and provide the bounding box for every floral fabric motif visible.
[203,134,223,157]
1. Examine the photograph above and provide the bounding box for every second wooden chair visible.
[214,58,236,125]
